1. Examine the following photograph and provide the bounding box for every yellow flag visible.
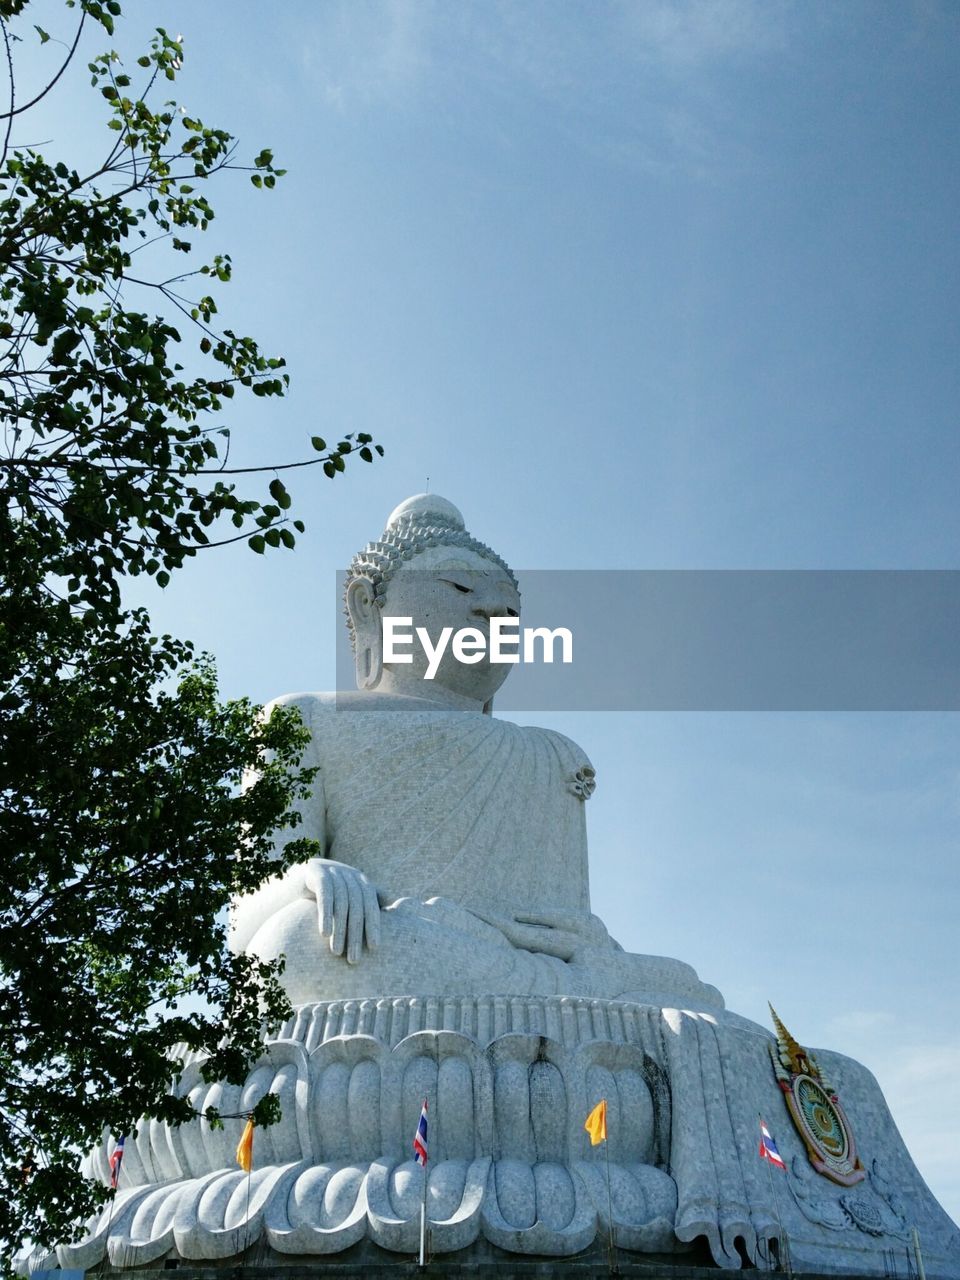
[236,1118,254,1173]
[584,1098,607,1146]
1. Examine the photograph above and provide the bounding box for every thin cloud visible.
[298,0,437,112]
[615,0,789,72]
[296,1,788,113]
[826,1009,898,1038]
[830,1026,960,1217]
[288,2,793,180]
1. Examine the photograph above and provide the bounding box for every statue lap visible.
[238,693,725,1013]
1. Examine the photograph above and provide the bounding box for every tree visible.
[0,0,381,1262]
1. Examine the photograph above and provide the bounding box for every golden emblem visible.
[768,1005,865,1187]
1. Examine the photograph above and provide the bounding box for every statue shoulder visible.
[261,690,401,736]
[262,689,435,717]
[515,721,594,772]
[262,691,335,722]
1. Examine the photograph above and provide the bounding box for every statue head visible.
[345,495,521,709]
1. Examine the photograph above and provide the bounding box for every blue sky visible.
[18,0,959,1223]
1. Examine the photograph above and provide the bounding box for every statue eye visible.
[506,607,519,618]
[445,580,473,594]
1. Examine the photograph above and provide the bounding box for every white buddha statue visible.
[63,495,960,1278]
[230,495,722,1012]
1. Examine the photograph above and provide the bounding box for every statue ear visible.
[346,576,382,690]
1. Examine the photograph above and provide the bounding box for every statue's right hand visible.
[303,859,381,965]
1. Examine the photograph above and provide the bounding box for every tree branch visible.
[0,17,15,172]
[0,9,85,121]
[0,451,354,477]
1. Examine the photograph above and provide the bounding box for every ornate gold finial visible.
[769,1003,816,1080]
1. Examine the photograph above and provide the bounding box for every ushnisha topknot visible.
[345,493,519,615]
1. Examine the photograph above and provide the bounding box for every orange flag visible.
[584,1098,607,1146]
[236,1118,254,1173]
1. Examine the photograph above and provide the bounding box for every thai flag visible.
[759,1119,786,1170]
[109,1135,126,1189]
[413,1099,428,1167]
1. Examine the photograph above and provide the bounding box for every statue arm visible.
[229,694,323,953]
[231,859,382,965]
[230,694,381,965]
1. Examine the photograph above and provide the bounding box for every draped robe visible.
[315,696,591,918]
[232,692,722,1011]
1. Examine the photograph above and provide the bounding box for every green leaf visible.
[34,25,50,43]
[268,478,291,509]
[248,534,266,554]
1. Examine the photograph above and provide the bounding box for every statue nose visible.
[473,599,512,621]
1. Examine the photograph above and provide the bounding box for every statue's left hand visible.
[303,859,382,965]
[471,906,611,960]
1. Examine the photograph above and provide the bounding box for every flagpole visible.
[419,1168,427,1269]
[762,1147,780,1270]
[418,1097,428,1270]
[96,1182,117,1274]
[603,1129,617,1274]
[759,1115,789,1274]
[419,1141,428,1268]
[584,1099,614,1273]
[97,1139,122,1276]
[911,1227,927,1280]
[243,1160,253,1258]
[235,1113,255,1261]
[97,1193,116,1276]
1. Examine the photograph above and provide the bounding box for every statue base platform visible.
[48,996,960,1278]
[44,1242,932,1279]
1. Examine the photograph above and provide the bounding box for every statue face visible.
[381,546,521,703]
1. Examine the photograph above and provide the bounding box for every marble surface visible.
[39,498,960,1277]
[60,998,960,1276]
[230,493,724,1013]
[230,694,724,1012]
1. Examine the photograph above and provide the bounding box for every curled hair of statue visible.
[342,495,519,651]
